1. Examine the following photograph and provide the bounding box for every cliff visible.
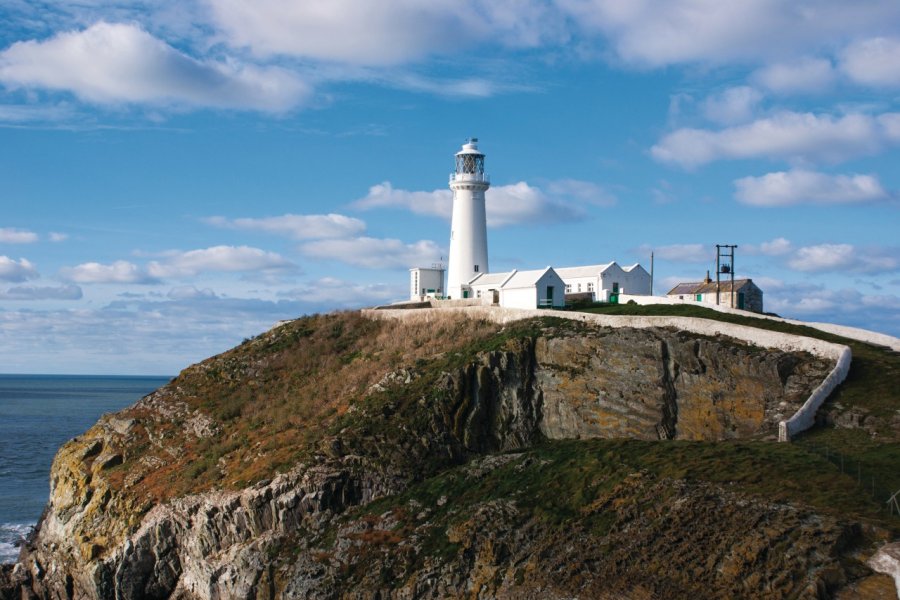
[3,311,897,599]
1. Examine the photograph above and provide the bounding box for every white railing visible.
[449,172,490,184]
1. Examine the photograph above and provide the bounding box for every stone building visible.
[667,274,764,313]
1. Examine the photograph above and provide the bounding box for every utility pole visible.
[715,245,737,307]
[650,251,654,296]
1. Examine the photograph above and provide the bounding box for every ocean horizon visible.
[0,374,171,564]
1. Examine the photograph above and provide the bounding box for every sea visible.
[0,374,170,564]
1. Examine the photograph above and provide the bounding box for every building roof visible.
[468,271,513,286]
[667,278,757,295]
[554,263,615,278]
[503,267,558,289]
[469,267,559,290]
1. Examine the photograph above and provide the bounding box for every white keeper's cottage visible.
[408,138,652,309]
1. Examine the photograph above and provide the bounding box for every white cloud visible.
[60,260,156,284]
[353,180,601,227]
[734,170,890,206]
[702,86,763,125]
[652,111,896,168]
[49,232,68,242]
[147,246,296,278]
[0,22,309,112]
[60,246,296,283]
[205,213,366,240]
[299,237,443,269]
[557,0,900,68]
[638,244,713,263]
[786,244,900,273]
[278,277,402,305]
[167,285,217,300]
[760,238,793,256]
[840,37,900,88]
[207,0,564,66]
[0,256,39,282]
[0,284,82,300]
[0,228,39,244]
[752,58,836,94]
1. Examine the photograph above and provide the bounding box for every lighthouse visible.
[447,138,490,299]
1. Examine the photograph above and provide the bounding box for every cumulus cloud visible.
[786,244,900,273]
[60,246,295,283]
[278,277,402,305]
[167,285,217,300]
[147,246,296,278]
[60,260,157,284]
[207,0,564,66]
[0,22,309,112]
[205,213,366,240]
[0,283,82,300]
[0,256,39,282]
[702,86,763,125]
[839,37,900,88]
[751,58,836,94]
[0,228,39,244]
[637,244,713,263]
[353,179,605,227]
[299,237,443,269]
[558,0,900,68]
[652,111,898,168]
[747,237,794,256]
[734,170,890,206]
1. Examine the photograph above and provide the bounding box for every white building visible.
[408,138,651,310]
[446,138,489,300]
[555,262,652,303]
[468,267,566,309]
[409,266,445,301]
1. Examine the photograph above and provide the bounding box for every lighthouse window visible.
[474,265,479,272]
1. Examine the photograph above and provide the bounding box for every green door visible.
[738,292,745,309]
[610,282,619,304]
[462,290,469,299]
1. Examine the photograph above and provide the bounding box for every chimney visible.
[704,270,712,284]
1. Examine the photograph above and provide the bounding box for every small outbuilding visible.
[467,267,566,309]
[667,275,763,313]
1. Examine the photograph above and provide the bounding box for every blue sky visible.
[1,1,899,374]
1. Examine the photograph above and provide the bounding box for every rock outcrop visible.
[5,312,881,600]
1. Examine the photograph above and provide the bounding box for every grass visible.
[315,436,897,583]
[107,304,898,542]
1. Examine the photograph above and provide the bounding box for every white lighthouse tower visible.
[447,138,490,299]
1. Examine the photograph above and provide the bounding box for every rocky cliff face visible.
[4,312,879,600]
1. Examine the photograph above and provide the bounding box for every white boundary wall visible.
[364,305,852,442]
[619,294,900,352]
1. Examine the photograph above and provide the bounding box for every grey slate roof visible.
[667,279,757,295]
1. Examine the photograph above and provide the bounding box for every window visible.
[565,284,572,293]
[587,282,594,292]
[577,283,582,292]
[474,265,479,272]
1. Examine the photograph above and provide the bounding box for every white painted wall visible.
[409,267,445,301]
[447,141,489,299]
[599,264,651,296]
